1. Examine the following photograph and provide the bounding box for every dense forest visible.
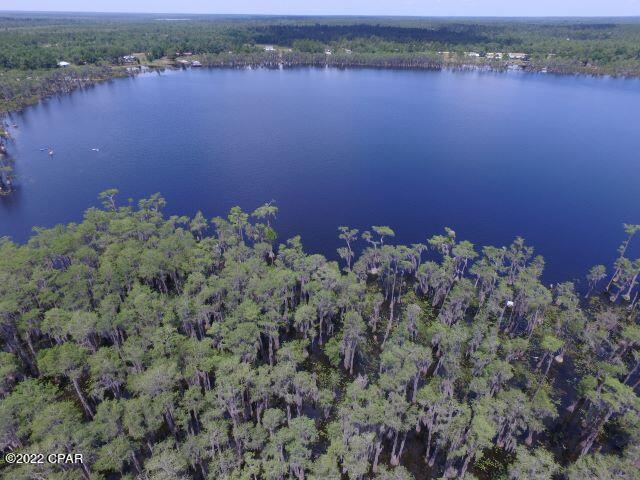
[2,13,640,111]
[2,14,640,70]
[0,192,638,479]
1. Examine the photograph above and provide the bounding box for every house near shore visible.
[486,52,503,59]
[464,52,480,58]
[325,49,332,55]
[264,45,276,51]
[122,55,137,63]
[508,52,529,60]
[57,61,70,67]
[191,61,202,67]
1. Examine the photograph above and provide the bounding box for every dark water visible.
[2,68,639,283]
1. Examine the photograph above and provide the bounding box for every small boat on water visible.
[91,148,100,152]
[48,149,54,156]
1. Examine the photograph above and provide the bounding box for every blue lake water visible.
[1,68,639,283]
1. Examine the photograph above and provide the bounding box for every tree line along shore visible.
[0,49,628,115]
[2,14,640,113]
[0,191,638,479]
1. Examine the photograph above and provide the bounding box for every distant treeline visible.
[1,14,640,71]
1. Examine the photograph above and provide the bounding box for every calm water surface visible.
[2,68,639,283]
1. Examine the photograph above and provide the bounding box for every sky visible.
[2,0,640,17]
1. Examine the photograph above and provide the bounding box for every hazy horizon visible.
[2,0,640,17]
[3,11,640,19]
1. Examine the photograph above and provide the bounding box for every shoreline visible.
[197,51,630,78]
[0,65,139,115]
[2,53,640,115]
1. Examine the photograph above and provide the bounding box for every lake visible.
[1,67,639,283]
